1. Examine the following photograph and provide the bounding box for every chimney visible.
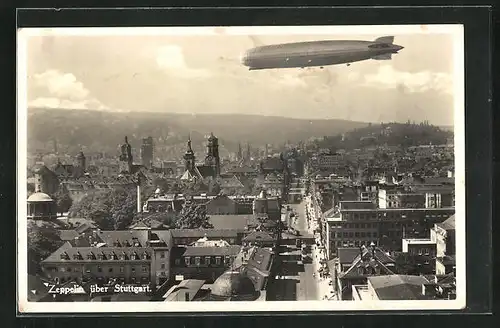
[184,292,190,302]
[137,183,142,213]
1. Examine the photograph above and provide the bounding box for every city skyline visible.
[25,27,458,125]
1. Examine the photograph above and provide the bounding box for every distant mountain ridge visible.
[27,107,374,156]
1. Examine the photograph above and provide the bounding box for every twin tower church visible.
[117,133,221,181]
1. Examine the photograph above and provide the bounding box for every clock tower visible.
[205,132,220,177]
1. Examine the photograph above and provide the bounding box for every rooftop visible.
[436,214,455,230]
[368,275,430,300]
[27,192,54,202]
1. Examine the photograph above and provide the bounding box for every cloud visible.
[29,69,109,110]
[354,65,453,94]
[156,45,211,79]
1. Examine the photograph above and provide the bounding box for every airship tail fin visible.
[374,36,394,44]
[372,53,393,60]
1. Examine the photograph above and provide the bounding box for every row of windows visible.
[54,276,150,284]
[408,248,435,256]
[61,252,150,261]
[334,231,379,239]
[46,265,150,273]
[334,240,379,247]
[178,256,232,266]
[343,212,452,221]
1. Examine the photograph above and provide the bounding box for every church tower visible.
[119,136,133,173]
[183,136,196,172]
[205,132,220,177]
[237,142,242,161]
[74,151,86,178]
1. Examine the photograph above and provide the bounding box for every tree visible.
[53,188,73,216]
[68,187,138,230]
[142,211,178,227]
[27,220,64,275]
[175,202,213,229]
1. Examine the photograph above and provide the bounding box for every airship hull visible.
[242,38,403,70]
[247,51,375,70]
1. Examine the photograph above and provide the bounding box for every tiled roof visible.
[43,243,154,263]
[170,229,240,239]
[93,230,150,247]
[242,231,274,243]
[368,275,430,300]
[337,247,394,265]
[246,247,274,273]
[209,215,258,230]
[180,245,242,257]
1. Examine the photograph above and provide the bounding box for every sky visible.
[23,27,461,125]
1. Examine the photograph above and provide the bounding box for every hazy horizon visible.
[23,27,460,125]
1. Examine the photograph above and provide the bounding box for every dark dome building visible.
[27,192,57,220]
[205,271,259,301]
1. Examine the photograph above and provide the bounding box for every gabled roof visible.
[180,245,242,257]
[436,214,455,230]
[338,246,395,279]
[42,243,154,263]
[180,167,203,181]
[219,175,245,188]
[242,231,274,242]
[196,165,216,179]
[337,247,395,265]
[368,275,430,300]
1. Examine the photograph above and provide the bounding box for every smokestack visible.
[137,184,142,213]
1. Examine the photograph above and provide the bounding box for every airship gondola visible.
[241,36,404,70]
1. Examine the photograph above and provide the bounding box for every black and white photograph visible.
[17,24,465,313]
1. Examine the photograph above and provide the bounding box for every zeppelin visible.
[241,36,404,70]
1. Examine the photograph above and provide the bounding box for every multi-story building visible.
[41,229,173,290]
[170,245,242,282]
[324,200,455,258]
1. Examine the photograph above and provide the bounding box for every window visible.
[161,263,166,269]
[97,266,102,273]
[366,232,371,238]
[120,266,124,273]
[175,259,180,266]
[361,232,366,238]
[215,257,221,265]
[355,232,360,237]
[108,267,113,273]
[343,232,348,238]
[142,266,147,273]
[184,257,190,266]
[205,257,211,265]
[355,224,359,229]
[160,252,165,259]
[349,232,354,238]
[67,267,72,272]
[131,267,136,273]
[373,232,378,237]
[195,257,201,266]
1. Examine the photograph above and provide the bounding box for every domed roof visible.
[27,192,54,202]
[211,271,256,297]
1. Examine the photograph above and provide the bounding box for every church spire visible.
[187,134,193,152]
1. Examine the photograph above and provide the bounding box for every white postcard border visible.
[17,24,466,313]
